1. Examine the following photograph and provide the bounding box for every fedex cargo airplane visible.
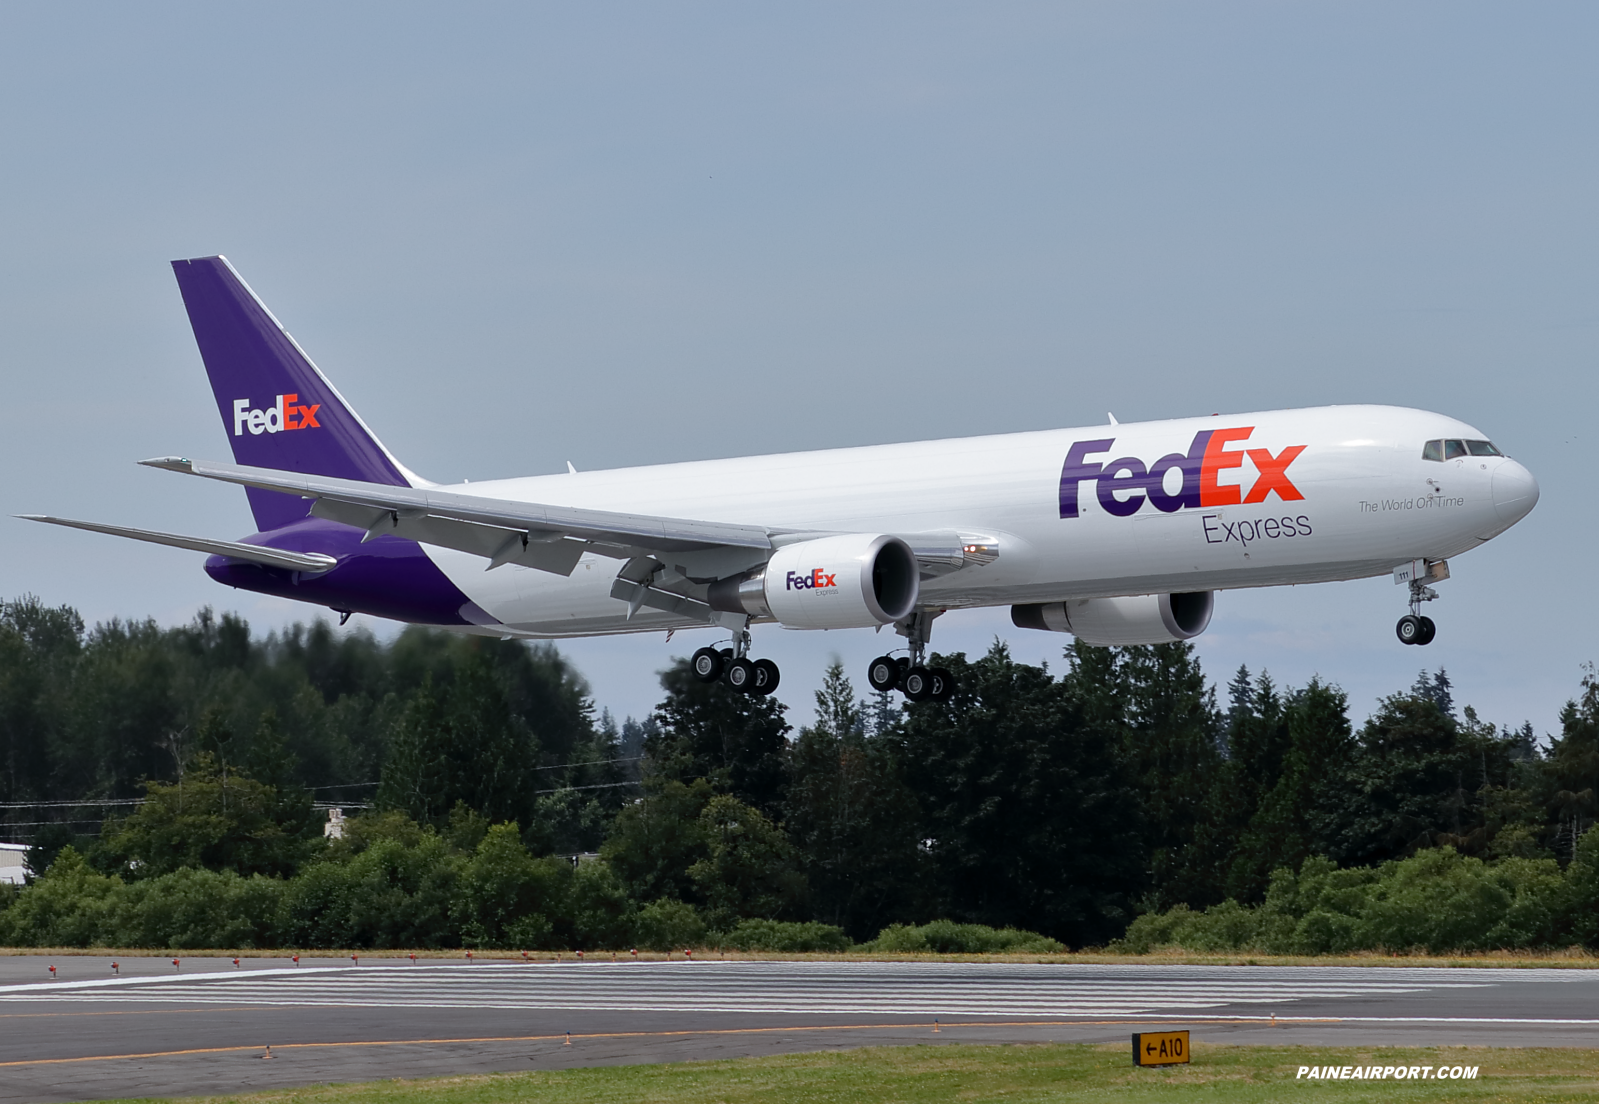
[23,257,1540,701]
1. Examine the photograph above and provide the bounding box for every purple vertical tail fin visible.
[171,256,419,531]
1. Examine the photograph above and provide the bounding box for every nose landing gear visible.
[691,629,781,696]
[1395,564,1442,646]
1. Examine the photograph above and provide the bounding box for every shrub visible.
[720,919,850,952]
[452,823,565,949]
[1114,846,1587,956]
[103,867,285,949]
[564,861,636,950]
[635,898,707,951]
[1570,825,1599,948]
[281,835,463,949]
[0,847,118,946]
[863,920,1062,954]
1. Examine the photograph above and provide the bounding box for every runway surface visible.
[1,955,1595,1102]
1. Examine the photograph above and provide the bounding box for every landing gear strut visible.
[867,610,956,703]
[691,627,780,696]
[1396,575,1438,646]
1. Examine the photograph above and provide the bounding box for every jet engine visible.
[1011,592,1213,645]
[708,534,919,629]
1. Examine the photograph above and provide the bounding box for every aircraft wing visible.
[17,515,339,572]
[139,456,777,576]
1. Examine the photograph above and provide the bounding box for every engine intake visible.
[709,534,919,629]
[1011,592,1213,645]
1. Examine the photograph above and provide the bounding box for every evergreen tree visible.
[648,658,790,818]
[1546,666,1599,861]
[1411,668,1456,719]
[898,643,1143,945]
[1106,643,1224,910]
[1336,692,1484,865]
[784,662,924,937]
[1229,679,1355,895]
[377,647,537,829]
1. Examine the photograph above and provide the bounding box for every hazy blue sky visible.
[3,3,1594,734]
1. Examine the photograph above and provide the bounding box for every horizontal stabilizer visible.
[16,515,338,573]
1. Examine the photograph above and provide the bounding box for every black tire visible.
[903,665,933,702]
[725,657,756,693]
[691,646,724,682]
[751,658,781,696]
[929,667,955,702]
[1396,615,1421,645]
[867,655,899,692]
[1416,616,1436,646]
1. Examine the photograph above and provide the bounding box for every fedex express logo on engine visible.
[232,395,322,436]
[787,569,837,590]
[1060,428,1304,519]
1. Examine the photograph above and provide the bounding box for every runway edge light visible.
[1132,1030,1190,1067]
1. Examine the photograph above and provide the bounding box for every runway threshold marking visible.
[0,1018,1345,1067]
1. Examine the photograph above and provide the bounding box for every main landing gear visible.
[867,610,956,703]
[1396,573,1438,646]
[690,629,780,697]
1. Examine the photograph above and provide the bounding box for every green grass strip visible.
[92,1043,1599,1104]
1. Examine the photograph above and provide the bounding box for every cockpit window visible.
[1422,440,1444,462]
[1444,439,1467,459]
[1466,440,1502,457]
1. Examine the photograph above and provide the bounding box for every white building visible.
[0,843,28,885]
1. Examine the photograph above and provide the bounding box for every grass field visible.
[101,1044,1599,1104]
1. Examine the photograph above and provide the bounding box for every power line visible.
[531,780,643,796]
[0,819,110,828]
[531,756,644,772]
[0,799,144,809]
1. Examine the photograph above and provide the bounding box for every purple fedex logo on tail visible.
[1061,427,1305,519]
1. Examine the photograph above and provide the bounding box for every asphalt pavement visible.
[0,954,1595,1102]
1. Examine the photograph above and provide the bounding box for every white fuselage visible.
[421,404,1537,638]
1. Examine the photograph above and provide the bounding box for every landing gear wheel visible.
[867,655,900,693]
[751,658,781,696]
[903,666,934,702]
[1396,615,1422,645]
[691,646,725,682]
[1415,616,1436,646]
[725,657,757,693]
[928,668,955,702]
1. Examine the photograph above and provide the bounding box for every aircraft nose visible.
[1492,459,1539,526]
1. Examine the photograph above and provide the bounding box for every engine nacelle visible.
[708,534,919,629]
[1011,592,1213,646]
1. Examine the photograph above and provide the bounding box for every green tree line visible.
[1,595,1596,952]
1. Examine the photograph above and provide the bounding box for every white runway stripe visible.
[4,960,1574,1018]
